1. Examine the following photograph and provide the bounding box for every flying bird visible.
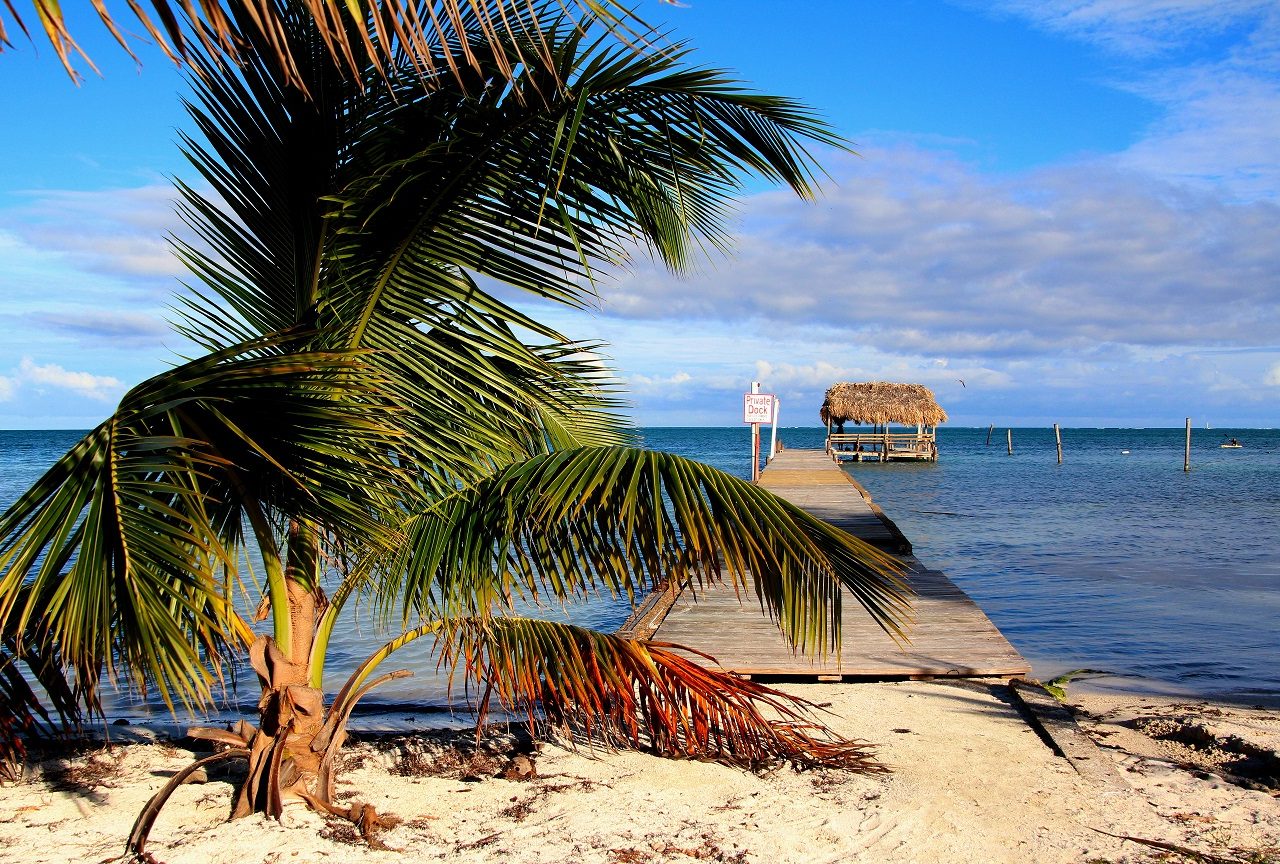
[957,379,966,388]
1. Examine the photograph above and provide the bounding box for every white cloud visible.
[0,376,14,402]
[985,0,1276,56]
[755,358,1014,394]
[0,228,168,323]
[1,184,194,284]
[18,357,122,401]
[1265,363,1280,386]
[754,360,865,390]
[596,146,1280,358]
[27,310,168,347]
[1117,62,1280,200]
[627,370,694,394]
[985,2,1280,199]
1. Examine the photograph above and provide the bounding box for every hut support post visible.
[1054,423,1063,464]
[1184,417,1191,473]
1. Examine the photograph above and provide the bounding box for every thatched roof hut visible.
[820,382,948,427]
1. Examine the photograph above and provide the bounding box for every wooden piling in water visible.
[986,424,994,445]
[1007,428,1013,455]
[1184,417,1191,473]
[1054,423,1063,464]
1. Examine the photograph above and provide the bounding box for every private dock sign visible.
[743,393,775,424]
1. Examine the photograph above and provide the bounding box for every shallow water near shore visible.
[2,425,1278,729]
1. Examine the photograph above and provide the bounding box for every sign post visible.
[743,383,775,482]
[768,396,780,461]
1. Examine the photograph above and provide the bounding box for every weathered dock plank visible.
[642,448,1030,679]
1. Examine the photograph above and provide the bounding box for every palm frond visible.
[0,584,81,776]
[167,10,847,506]
[2,0,646,91]
[0,335,407,713]
[445,616,886,772]
[171,8,638,486]
[385,448,911,654]
[330,18,847,312]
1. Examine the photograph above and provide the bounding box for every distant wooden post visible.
[1054,424,1063,464]
[1184,417,1191,473]
[986,424,994,446]
[1007,428,1013,455]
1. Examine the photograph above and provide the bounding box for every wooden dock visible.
[623,449,1029,680]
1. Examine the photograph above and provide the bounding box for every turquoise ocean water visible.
[2,426,1278,729]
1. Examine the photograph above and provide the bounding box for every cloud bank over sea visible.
[591,1,1280,426]
[0,1,1277,427]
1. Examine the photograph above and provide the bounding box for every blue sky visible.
[1,1,1278,428]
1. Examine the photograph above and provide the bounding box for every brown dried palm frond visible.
[445,617,886,773]
[1,0,643,91]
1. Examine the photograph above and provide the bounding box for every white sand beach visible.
[2,680,1277,864]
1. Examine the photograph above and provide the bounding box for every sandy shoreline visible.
[2,680,1277,864]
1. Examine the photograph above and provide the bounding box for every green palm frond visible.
[443,616,886,771]
[171,8,639,484]
[385,448,910,654]
[1,584,81,774]
[170,7,847,502]
[0,336,407,712]
[312,16,846,476]
[330,18,845,309]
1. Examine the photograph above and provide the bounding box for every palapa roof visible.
[820,382,948,427]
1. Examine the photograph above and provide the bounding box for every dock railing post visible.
[1184,417,1191,472]
[1054,423,1063,464]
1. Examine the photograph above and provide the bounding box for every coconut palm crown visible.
[0,1,911,852]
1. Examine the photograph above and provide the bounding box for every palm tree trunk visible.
[234,520,329,817]
[281,520,323,678]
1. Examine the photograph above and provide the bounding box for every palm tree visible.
[0,1,911,853]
